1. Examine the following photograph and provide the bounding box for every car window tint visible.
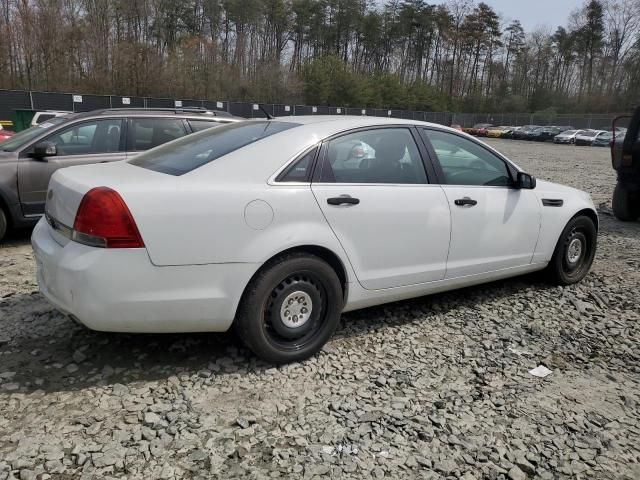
[129,121,299,176]
[189,119,226,132]
[423,129,512,187]
[0,117,66,152]
[320,128,427,184]
[278,147,317,182]
[46,119,123,156]
[130,118,187,151]
[35,114,56,124]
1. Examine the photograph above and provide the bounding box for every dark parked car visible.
[500,127,520,139]
[525,126,544,141]
[512,125,540,140]
[529,126,564,142]
[0,108,241,241]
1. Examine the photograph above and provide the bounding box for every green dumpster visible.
[12,109,37,132]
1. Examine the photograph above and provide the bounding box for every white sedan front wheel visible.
[547,216,597,285]
[234,253,343,364]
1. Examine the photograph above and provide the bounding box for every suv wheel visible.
[0,208,7,242]
[612,183,640,221]
[234,253,343,364]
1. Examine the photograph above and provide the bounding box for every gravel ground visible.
[1,140,639,480]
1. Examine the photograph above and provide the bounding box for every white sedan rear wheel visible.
[234,253,343,363]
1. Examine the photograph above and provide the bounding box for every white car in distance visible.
[553,129,586,144]
[32,116,598,363]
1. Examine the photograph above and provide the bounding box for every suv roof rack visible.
[98,107,232,117]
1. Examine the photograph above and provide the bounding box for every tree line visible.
[0,0,639,114]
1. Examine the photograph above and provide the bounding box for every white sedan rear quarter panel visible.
[125,181,350,267]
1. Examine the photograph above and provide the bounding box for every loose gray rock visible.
[508,466,527,480]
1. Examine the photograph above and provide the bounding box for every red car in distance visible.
[0,126,14,143]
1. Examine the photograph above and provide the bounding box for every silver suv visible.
[0,108,241,241]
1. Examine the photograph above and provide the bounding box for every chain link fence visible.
[0,88,629,130]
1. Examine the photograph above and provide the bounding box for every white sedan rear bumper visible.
[31,219,259,333]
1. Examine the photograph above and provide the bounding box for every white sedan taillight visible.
[72,187,145,248]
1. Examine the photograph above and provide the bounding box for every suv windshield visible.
[0,117,67,152]
[129,121,299,175]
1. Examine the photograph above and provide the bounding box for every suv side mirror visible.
[516,171,536,189]
[32,141,57,160]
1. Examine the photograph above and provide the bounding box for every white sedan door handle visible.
[454,197,478,207]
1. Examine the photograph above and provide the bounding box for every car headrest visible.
[374,135,407,163]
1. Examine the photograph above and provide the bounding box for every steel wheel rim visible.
[566,237,583,264]
[280,291,313,328]
[262,271,327,352]
[563,228,590,276]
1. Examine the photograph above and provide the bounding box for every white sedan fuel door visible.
[311,128,451,290]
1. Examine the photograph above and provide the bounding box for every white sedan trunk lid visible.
[45,160,170,236]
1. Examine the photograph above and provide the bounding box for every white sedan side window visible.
[320,128,427,184]
[423,129,512,187]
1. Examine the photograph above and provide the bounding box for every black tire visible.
[0,208,7,243]
[547,215,597,286]
[234,253,343,364]
[612,183,640,221]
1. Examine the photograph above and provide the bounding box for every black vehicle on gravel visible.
[512,125,539,140]
[529,126,564,142]
[611,106,640,221]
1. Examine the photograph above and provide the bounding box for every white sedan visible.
[32,116,598,363]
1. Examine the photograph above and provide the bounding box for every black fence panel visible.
[229,102,252,118]
[73,94,110,112]
[423,112,451,125]
[202,100,228,112]
[344,107,363,116]
[0,90,31,121]
[31,91,73,112]
[146,97,174,108]
[273,104,293,116]
[110,96,145,108]
[572,118,590,128]
[294,105,313,115]
[1,89,630,132]
[422,111,435,123]
[251,104,273,119]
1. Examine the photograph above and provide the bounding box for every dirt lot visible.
[1,140,639,480]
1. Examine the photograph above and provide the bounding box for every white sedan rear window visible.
[129,121,299,175]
